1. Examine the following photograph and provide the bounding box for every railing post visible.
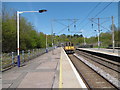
[36,49,37,56]
[28,50,30,60]
[12,52,14,65]
[22,50,24,63]
[38,49,40,55]
[35,49,37,56]
[33,49,34,57]
[37,49,39,56]
[42,48,44,54]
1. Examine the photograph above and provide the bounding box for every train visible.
[64,42,75,54]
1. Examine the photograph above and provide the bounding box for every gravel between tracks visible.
[75,50,119,80]
[68,54,116,89]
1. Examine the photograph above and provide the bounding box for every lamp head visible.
[39,9,47,13]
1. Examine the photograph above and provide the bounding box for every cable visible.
[57,21,78,34]
[93,1,114,18]
[90,19,111,31]
[77,2,101,30]
[53,20,68,27]
[78,1,114,32]
[100,18,111,25]
[55,19,80,34]
[80,2,101,24]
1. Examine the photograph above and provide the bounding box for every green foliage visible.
[100,32,112,47]
[2,7,119,53]
[114,30,120,47]
[2,7,48,52]
[2,14,17,52]
[37,32,46,48]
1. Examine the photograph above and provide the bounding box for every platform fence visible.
[1,47,55,71]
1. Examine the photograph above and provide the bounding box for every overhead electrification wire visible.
[77,2,101,30]
[79,1,114,31]
[89,0,115,31]
[57,21,78,34]
[54,19,79,34]
[100,18,111,25]
[90,19,111,31]
[80,2,101,25]
[93,1,114,18]
[53,20,68,27]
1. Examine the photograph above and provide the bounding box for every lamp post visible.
[111,16,115,53]
[52,33,55,55]
[53,32,56,47]
[17,9,47,67]
[46,34,48,53]
[83,36,86,46]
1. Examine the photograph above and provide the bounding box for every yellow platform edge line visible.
[59,47,62,88]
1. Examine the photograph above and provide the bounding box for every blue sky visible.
[2,2,118,37]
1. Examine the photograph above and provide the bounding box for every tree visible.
[2,7,47,52]
[2,13,17,52]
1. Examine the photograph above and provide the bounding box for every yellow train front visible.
[64,42,75,54]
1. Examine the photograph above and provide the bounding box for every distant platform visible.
[77,48,120,57]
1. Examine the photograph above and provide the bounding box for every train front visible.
[64,42,75,54]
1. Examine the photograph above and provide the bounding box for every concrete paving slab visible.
[3,72,21,80]
[2,48,61,89]
[2,84,11,88]
[36,61,57,70]
[18,72,55,88]
[52,61,59,88]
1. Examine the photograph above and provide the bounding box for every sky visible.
[2,1,118,38]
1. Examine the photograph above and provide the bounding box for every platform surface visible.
[2,48,60,88]
[60,48,86,88]
[78,48,120,57]
[2,47,86,89]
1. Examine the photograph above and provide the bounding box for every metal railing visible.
[1,47,55,71]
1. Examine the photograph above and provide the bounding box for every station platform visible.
[60,48,86,88]
[2,47,86,89]
[77,48,120,57]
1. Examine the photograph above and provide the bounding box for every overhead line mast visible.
[90,16,115,52]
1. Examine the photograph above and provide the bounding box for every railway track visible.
[75,50,120,82]
[75,50,120,73]
[68,53,119,89]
